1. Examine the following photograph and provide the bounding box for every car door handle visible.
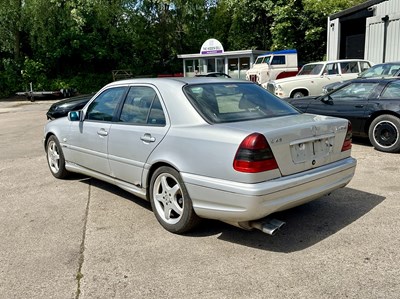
[354,105,364,108]
[97,128,108,137]
[141,133,156,143]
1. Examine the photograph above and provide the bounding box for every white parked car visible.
[264,59,372,98]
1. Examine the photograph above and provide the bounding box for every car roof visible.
[106,77,247,87]
[347,77,400,84]
[304,59,370,65]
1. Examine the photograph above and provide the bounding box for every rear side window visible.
[381,81,400,98]
[184,83,299,123]
[119,86,166,126]
[271,55,286,65]
[340,61,359,74]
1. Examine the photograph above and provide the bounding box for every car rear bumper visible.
[182,157,356,222]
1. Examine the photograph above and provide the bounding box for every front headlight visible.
[275,84,282,91]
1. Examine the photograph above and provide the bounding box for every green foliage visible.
[21,57,47,90]
[0,0,367,97]
[0,59,21,97]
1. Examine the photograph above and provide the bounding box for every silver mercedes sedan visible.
[44,78,356,235]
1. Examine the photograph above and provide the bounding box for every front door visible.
[65,86,127,175]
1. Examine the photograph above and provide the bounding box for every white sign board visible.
[200,39,224,55]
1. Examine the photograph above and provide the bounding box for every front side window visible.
[330,82,379,100]
[184,83,298,123]
[323,63,339,75]
[119,86,166,126]
[86,87,126,121]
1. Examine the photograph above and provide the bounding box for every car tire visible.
[368,115,400,153]
[149,166,200,234]
[292,91,306,98]
[46,135,70,179]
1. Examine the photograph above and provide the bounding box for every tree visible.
[0,0,23,61]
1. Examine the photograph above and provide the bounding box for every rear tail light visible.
[341,121,352,152]
[234,133,278,173]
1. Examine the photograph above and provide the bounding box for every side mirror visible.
[68,110,83,122]
[321,95,333,104]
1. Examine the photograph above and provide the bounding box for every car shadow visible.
[75,177,384,252]
[352,136,372,147]
[212,188,384,252]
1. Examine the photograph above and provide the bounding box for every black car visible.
[322,62,400,93]
[46,94,93,120]
[287,77,400,153]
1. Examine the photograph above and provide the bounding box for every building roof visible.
[330,0,387,20]
[177,50,266,59]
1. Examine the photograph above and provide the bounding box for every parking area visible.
[0,99,399,299]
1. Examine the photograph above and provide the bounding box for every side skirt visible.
[65,162,148,200]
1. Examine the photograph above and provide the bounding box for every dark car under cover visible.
[286,77,400,153]
[46,94,93,120]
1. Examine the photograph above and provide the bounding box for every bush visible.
[0,58,22,98]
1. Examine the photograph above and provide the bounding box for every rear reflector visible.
[234,133,278,173]
[341,121,352,152]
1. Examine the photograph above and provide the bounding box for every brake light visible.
[234,133,278,173]
[341,122,352,152]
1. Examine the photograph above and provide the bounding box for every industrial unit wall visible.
[327,0,400,64]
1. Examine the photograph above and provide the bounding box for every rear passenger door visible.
[107,85,169,186]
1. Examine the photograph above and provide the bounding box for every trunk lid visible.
[221,114,350,176]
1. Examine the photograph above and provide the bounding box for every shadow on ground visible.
[77,177,384,253]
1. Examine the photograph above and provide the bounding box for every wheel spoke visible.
[164,206,172,220]
[169,183,180,198]
[170,199,183,215]
[160,176,169,192]
[154,193,165,204]
[152,172,185,224]
[48,141,60,173]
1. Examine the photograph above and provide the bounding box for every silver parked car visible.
[44,78,356,235]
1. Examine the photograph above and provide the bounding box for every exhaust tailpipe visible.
[250,218,286,235]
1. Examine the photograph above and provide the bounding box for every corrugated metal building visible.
[327,0,400,64]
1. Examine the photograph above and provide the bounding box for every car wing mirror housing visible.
[68,110,83,122]
[321,95,333,104]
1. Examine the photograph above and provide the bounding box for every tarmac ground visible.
[0,99,399,298]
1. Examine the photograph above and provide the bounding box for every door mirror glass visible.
[68,110,81,122]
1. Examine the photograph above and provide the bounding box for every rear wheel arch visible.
[148,165,200,233]
[145,162,177,200]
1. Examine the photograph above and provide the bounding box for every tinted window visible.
[381,81,400,98]
[330,82,379,100]
[86,87,126,121]
[184,83,298,123]
[119,86,166,125]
